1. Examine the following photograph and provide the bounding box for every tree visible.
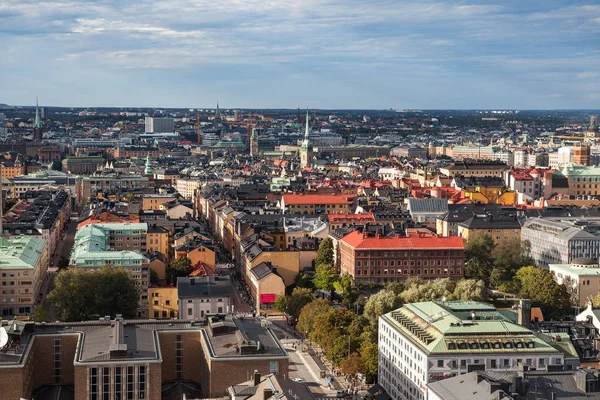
[360,340,379,381]
[274,296,288,314]
[515,266,571,318]
[48,266,139,322]
[167,257,192,285]
[453,279,487,301]
[294,271,315,291]
[150,269,159,285]
[464,232,495,282]
[32,306,49,322]
[363,289,402,326]
[400,278,455,303]
[334,274,358,308]
[57,256,70,270]
[51,160,62,171]
[314,263,339,291]
[297,299,331,336]
[591,292,600,308]
[286,287,314,321]
[385,282,405,295]
[340,353,363,376]
[315,238,334,267]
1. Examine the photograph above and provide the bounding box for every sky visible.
[0,0,599,109]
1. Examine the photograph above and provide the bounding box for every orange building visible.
[280,194,355,214]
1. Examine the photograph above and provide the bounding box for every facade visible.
[439,162,507,178]
[0,236,48,317]
[250,127,259,157]
[144,116,174,133]
[37,146,61,162]
[339,230,465,284]
[280,194,355,214]
[328,212,375,231]
[142,194,178,211]
[550,258,600,306]
[77,175,150,203]
[62,156,105,174]
[113,146,161,159]
[148,286,179,319]
[379,301,565,400]
[561,163,600,197]
[521,219,600,267]
[178,276,232,320]
[70,223,150,317]
[457,213,522,245]
[0,315,288,400]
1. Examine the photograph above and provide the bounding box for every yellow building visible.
[147,225,170,260]
[176,240,216,269]
[142,194,178,211]
[243,247,301,287]
[247,262,286,315]
[453,177,517,205]
[148,287,179,319]
[457,214,522,245]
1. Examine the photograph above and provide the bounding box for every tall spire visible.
[216,102,220,118]
[304,109,310,141]
[34,97,42,129]
[144,154,153,175]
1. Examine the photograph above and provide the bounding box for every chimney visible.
[517,299,531,328]
[253,370,261,386]
[550,392,556,400]
[190,277,195,286]
[263,388,274,399]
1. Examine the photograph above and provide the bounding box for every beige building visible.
[0,236,48,317]
[142,194,178,211]
[550,258,600,306]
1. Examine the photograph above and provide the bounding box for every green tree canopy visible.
[363,289,402,326]
[297,298,331,336]
[340,353,363,376]
[286,287,314,321]
[515,266,571,318]
[167,257,193,285]
[453,279,487,301]
[315,238,334,267]
[314,263,339,291]
[464,232,495,282]
[48,266,139,322]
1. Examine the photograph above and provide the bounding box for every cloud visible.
[0,0,598,108]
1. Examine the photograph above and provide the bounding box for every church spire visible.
[216,102,220,119]
[34,97,42,129]
[304,109,310,141]
[144,154,153,175]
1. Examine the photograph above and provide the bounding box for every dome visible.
[571,257,597,266]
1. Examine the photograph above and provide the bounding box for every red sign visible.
[260,293,276,303]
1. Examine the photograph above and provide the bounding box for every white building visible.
[144,117,174,133]
[548,147,573,169]
[177,276,232,320]
[379,301,564,400]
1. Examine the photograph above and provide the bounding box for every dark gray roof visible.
[177,277,233,299]
[407,198,448,214]
[250,262,273,280]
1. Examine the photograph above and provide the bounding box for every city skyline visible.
[0,0,599,109]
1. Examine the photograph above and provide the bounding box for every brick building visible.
[280,194,355,214]
[0,315,288,399]
[339,230,465,284]
[37,146,61,162]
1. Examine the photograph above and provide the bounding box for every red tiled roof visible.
[282,194,355,205]
[340,230,464,250]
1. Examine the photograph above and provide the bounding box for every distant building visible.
[280,194,355,214]
[439,161,508,178]
[62,156,104,174]
[37,146,61,162]
[300,111,313,168]
[144,116,174,133]
[550,258,600,306]
[561,163,600,197]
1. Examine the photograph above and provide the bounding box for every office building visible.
[379,301,565,400]
[144,117,174,133]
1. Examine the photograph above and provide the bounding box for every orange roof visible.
[340,230,464,250]
[283,194,355,205]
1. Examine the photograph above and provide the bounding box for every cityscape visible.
[1,1,600,400]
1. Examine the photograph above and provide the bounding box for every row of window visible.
[356,250,461,257]
[357,259,462,267]
[356,268,462,276]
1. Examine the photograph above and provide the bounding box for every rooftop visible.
[340,230,464,250]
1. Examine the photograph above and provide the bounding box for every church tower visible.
[300,110,313,168]
[144,154,153,176]
[250,127,259,157]
[33,97,43,141]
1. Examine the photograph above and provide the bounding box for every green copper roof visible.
[382,301,561,356]
[0,236,46,270]
[549,263,600,277]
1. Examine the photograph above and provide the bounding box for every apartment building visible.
[70,223,150,317]
[0,236,48,317]
[178,276,233,320]
[279,194,355,214]
[339,230,465,284]
[561,163,600,197]
[379,300,565,400]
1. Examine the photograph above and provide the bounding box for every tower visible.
[300,110,313,168]
[144,154,153,176]
[33,97,43,141]
[250,127,259,158]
